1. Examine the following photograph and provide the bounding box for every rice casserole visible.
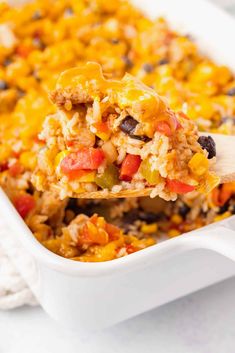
[0,0,235,262]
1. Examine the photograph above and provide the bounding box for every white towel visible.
[0,241,37,309]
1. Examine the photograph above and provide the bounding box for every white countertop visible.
[1,1,235,352]
[1,277,235,353]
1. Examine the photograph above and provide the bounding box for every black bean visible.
[198,135,216,159]
[17,88,26,98]
[221,116,231,123]
[130,134,151,142]
[220,116,235,125]
[138,211,165,223]
[158,58,169,65]
[32,10,42,20]
[94,135,100,147]
[120,116,151,142]
[67,198,79,211]
[218,203,229,214]
[142,63,154,73]
[226,87,235,96]
[200,210,208,218]
[179,204,190,218]
[122,56,133,68]
[64,7,74,16]
[32,71,41,82]
[0,80,8,90]
[26,185,34,195]
[120,115,138,134]
[122,210,140,224]
[32,37,45,50]
[121,224,134,233]
[3,58,12,67]
[122,210,166,226]
[66,199,94,216]
[111,38,119,44]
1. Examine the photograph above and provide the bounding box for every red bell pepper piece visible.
[155,121,172,136]
[9,162,23,177]
[93,121,109,133]
[105,223,121,241]
[60,148,105,178]
[14,194,35,219]
[16,44,32,58]
[166,179,195,194]
[155,110,181,136]
[126,244,137,254]
[0,162,8,173]
[120,154,141,181]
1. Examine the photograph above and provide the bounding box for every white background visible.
[1,278,235,353]
[1,1,235,352]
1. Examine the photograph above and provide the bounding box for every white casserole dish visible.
[1,0,235,331]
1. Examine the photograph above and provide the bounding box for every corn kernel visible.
[171,214,183,225]
[196,100,214,119]
[102,141,118,163]
[141,223,158,234]
[216,66,231,85]
[0,144,11,163]
[96,216,106,229]
[64,100,72,111]
[214,212,231,222]
[19,151,37,171]
[142,237,156,247]
[168,229,181,238]
[78,171,96,182]
[74,186,86,194]
[54,150,70,170]
[197,172,220,194]
[132,237,156,249]
[188,152,209,176]
[95,131,111,141]
[87,221,98,237]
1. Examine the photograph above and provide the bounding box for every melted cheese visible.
[56,62,167,121]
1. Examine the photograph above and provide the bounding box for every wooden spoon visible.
[52,132,234,199]
[201,132,235,183]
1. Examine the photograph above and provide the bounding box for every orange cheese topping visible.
[56,62,167,122]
